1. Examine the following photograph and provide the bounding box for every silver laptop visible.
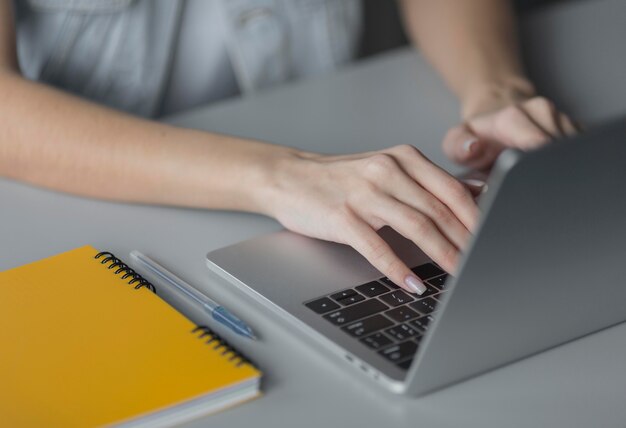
[206,119,626,396]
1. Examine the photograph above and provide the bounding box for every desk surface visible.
[2,1,626,427]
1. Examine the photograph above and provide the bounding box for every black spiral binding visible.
[95,251,252,367]
[94,251,157,293]
[192,326,253,368]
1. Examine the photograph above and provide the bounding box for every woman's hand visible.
[260,145,480,294]
[443,90,580,170]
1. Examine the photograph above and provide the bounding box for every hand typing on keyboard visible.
[305,264,449,370]
[262,145,478,294]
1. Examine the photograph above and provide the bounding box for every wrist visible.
[185,129,312,215]
[250,146,316,218]
[460,76,536,120]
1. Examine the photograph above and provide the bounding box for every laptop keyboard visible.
[304,263,448,371]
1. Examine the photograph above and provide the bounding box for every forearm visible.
[0,72,296,213]
[0,0,17,72]
[399,0,535,117]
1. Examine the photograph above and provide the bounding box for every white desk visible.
[2,1,626,426]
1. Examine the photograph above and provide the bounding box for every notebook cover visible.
[0,246,261,427]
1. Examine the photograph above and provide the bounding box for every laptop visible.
[205,119,626,396]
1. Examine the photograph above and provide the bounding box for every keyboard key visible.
[379,277,400,289]
[337,294,365,306]
[411,263,445,280]
[410,315,435,331]
[385,323,420,341]
[361,333,393,350]
[379,290,414,307]
[330,289,357,301]
[385,306,420,322]
[343,315,393,337]
[379,341,418,362]
[355,281,389,297]
[420,284,439,298]
[324,299,388,326]
[305,297,340,314]
[427,274,448,290]
[409,297,438,315]
[397,359,413,370]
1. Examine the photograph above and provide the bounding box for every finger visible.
[442,124,506,170]
[441,124,483,164]
[393,146,480,231]
[379,169,471,250]
[442,125,506,168]
[520,97,561,138]
[343,213,427,295]
[461,178,488,198]
[470,105,552,150]
[557,112,579,137]
[369,194,461,275]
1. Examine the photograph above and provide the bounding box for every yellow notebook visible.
[0,246,261,428]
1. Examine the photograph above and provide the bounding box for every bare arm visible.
[400,0,578,169]
[0,1,291,212]
[0,0,16,71]
[400,0,532,117]
[0,1,481,293]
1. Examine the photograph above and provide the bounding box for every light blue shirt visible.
[15,0,363,117]
[160,0,240,115]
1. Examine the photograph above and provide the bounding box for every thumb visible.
[442,124,504,170]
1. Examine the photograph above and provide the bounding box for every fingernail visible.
[461,179,487,198]
[462,178,486,188]
[404,275,427,295]
[463,138,479,153]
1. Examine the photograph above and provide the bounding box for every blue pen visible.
[130,250,257,340]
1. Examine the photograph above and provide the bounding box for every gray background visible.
[2,0,626,426]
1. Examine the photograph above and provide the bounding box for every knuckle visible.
[411,213,435,235]
[365,239,390,265]
[493,109,524,142]
[402,209,426,227]
[528,96,553,111]
[526,98,555,122]
[428,201,451,221]
[364,153,397,178]
[446,179,471,201]
[384,258,407,280]
[439,246,458,270]
[501,105,525,122]
[393,144,419,157]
